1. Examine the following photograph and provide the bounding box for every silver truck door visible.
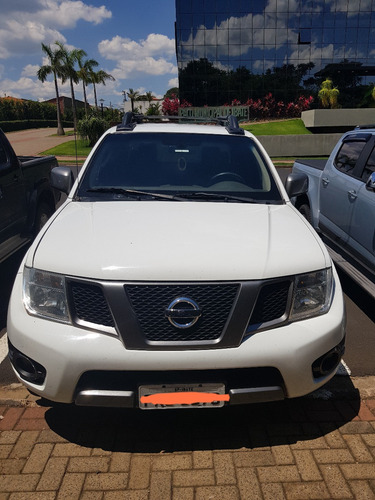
[348,148,375,272]
[319,137,369,245]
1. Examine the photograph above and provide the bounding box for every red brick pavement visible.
[1,387,375,499]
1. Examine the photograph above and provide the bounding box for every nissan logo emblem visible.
[165,297,202,329]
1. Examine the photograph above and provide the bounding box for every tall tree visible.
[77,56,99,115]
[145,91,154,106]
[37,43,65,135]
[89,69,115,108]
[127,88,140,112]
[56,41,87,132]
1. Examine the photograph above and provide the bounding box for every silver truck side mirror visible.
[366,172,375,192]
[51,166,74,195]
[285,172,309,198]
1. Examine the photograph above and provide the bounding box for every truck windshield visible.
[77,132,283,203]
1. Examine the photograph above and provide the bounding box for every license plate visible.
[139,383,229,409]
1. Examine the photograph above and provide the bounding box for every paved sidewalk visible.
[6,128,76,157]
[1,377,375,499]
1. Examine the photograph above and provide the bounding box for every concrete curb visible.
[1,376,374,408]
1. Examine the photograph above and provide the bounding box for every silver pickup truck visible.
[291,126,375,296]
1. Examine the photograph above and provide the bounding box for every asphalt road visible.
[1,167,374,386]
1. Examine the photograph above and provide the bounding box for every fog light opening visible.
[8,341,46,385]
[15,354,39,381]
[312,346,342,379]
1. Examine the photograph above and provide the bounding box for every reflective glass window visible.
[334,29,346,43]
[252,0,266,13]
[205,14,217,28]
[275,0,289,13]
[347,13,359,27]
[349,0,361,10]
[180,14,193,29]
[179,0,192,13]
[346,28,358,43]
[216,14,229,28]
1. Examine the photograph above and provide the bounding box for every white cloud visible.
[168,77,179,88]
[99,34,177,79]
[0,1,111,59]
[38,1,111,28]
[99,34,175,61]
[22,64,40,77]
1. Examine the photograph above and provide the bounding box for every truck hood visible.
[31,201,329,281]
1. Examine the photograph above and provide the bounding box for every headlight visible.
[290,268,333,321]
[23,267,70,323]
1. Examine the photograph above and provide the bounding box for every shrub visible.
[244,93,313,120]
[146,103,161,116]
[162,94,192,115]
[318,79,340,109]
[77,116,109,146]
[0,99,57,122]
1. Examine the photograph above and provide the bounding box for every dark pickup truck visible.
[0,129,59,263]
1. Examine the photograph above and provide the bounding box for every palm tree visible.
[77,56,99,115]
[318,79,340,109]
[89,69,115,108]
[56,41,87,132]
[127,88,140,112]
[37,43,65,135]
[145,91,154,107]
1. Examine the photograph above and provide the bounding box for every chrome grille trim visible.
[67,278,294,350]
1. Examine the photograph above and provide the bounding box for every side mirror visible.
[366,172,375,192]
[51,166,74,195]
[285,172,309,198]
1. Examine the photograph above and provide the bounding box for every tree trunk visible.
[54,72,65,136]
[83,82,88,116]
[93,83,98,108]
[70,78,78,132]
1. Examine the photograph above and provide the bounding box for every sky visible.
[0,0,178,110]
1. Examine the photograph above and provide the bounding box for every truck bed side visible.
[291,158,327,229]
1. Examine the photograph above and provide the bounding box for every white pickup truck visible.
[292,126,375,297]
[7,114,346,409]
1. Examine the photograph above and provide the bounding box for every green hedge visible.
[0,120,74,132]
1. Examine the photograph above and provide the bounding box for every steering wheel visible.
[210,172,245,184]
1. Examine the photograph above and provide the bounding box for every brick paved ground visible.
[1,379,375,499]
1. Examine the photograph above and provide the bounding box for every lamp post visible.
[99,99,105,117]
[122,91,127,112]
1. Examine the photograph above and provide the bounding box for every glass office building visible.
[175,0,375,106]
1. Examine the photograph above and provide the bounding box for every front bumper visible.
[7,269,346,407]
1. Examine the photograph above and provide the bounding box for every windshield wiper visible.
[176,192,258,203]
[86,188,183,201]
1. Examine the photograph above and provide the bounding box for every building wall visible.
[123,99,163,114]
[175,0,375,107]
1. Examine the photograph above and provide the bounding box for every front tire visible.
[34,202,53,236]
[299,203,312,224]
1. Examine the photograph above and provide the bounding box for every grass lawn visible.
[241,118,311,135]
[41,139,92,157]
[41,119,310,158]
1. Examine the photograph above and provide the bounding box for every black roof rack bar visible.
[116,111,138,131]
[355,124,375,130]
[116,112,245,135]
[225,114,245,135]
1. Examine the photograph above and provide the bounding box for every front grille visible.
[70,282,115,328]
[249,280,291,328]
[126,284,239,342]
[67,277,293,348]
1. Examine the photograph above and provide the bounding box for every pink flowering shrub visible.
[243,93,313,119]
[162,94,192,116]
